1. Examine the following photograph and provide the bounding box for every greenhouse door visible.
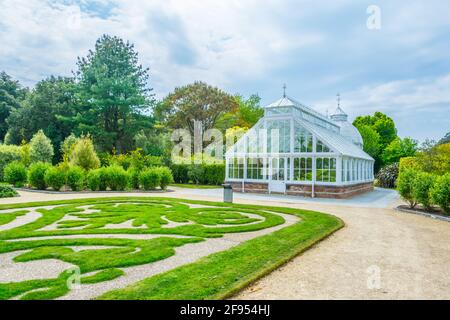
[269,157,287,194]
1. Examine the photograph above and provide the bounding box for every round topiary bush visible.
[66,166,85,191]
[104,165,130,191]
[87,169,102,191]
[430,173,450,215]
[28,162,52,190]
[412,172,435,211]
[44,167,67,191]
[156,167,173,190]
[397,168,418,208]
[139,168,161,191]
[3,161,27,187]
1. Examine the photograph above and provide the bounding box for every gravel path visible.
[234,201,450,300]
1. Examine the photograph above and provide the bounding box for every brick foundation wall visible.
[227,181,374,199]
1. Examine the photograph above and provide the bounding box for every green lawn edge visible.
[97,203,344,300]
[170,184,221,189]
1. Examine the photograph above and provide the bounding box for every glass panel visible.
[294,125,313,153]
[266,107,292,116]
[267,120,291,153]
[317,140,331,153]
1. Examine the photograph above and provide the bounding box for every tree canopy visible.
[6,76,77,157]
[381,137,418,166]
[156,81,238,137]
[0,72,27,142]
[354,111,399,170]
[353,112,397,149]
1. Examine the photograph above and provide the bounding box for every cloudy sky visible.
[0,0,449,142]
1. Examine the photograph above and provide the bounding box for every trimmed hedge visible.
[204,164,225,186]
[67,166,85,191]
[28,162,52,190]
[103,165,129,191]
[3,161,27,187]
[139,168,161,191]
[171,164,190,184]
[87,169,102,191]
[44,167,67,191]
[156,167,174,190]
[128,167,140,190]
[171,163,225,186]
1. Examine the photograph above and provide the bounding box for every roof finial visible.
[337,93,341,108]
[283,84,287,98]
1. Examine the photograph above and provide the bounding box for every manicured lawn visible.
[0,197,343,300]
[99,206,343,300]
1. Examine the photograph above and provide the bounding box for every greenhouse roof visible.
[298,118,374,160]
[265,95,336,128]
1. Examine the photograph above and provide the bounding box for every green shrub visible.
[69,135,100,170]
[412,172,435,210]
[156,167,173,190]
[397,169,418,208]
[139,168,161,191]
[3,161,27,187]
[399,157,421,173]
[128,167,140,190]
[188,164,207,185]
[430,173,450,214]
[0,144,22,181]
[28,162,52,190]
[29,130,54,163]
[107,150,163,171]
[171,164,190,184]
[104,165,130,191]
[87,169,102,191]
[66,166,85,191]
[44,167,66,191]
[204,164,225,185]
[0,184,18,198]
[376,163,399,189]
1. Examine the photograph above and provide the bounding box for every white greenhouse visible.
[225,94,375,198]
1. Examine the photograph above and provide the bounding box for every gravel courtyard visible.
[1,187,449,300]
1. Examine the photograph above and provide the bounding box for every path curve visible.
[234,201,450,300]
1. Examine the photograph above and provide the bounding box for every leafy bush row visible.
[3,160,174,192]
[397,169,450,214]
[171,164,225,186]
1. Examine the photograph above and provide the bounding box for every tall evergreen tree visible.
[74,35,154,153]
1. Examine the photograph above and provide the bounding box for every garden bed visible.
[396,205,450,222]
[0,197,343,300]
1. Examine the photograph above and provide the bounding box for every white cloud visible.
[0,0,324,96]
[314,75,450,141]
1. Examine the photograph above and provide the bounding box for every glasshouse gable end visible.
[225,95,375,199]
